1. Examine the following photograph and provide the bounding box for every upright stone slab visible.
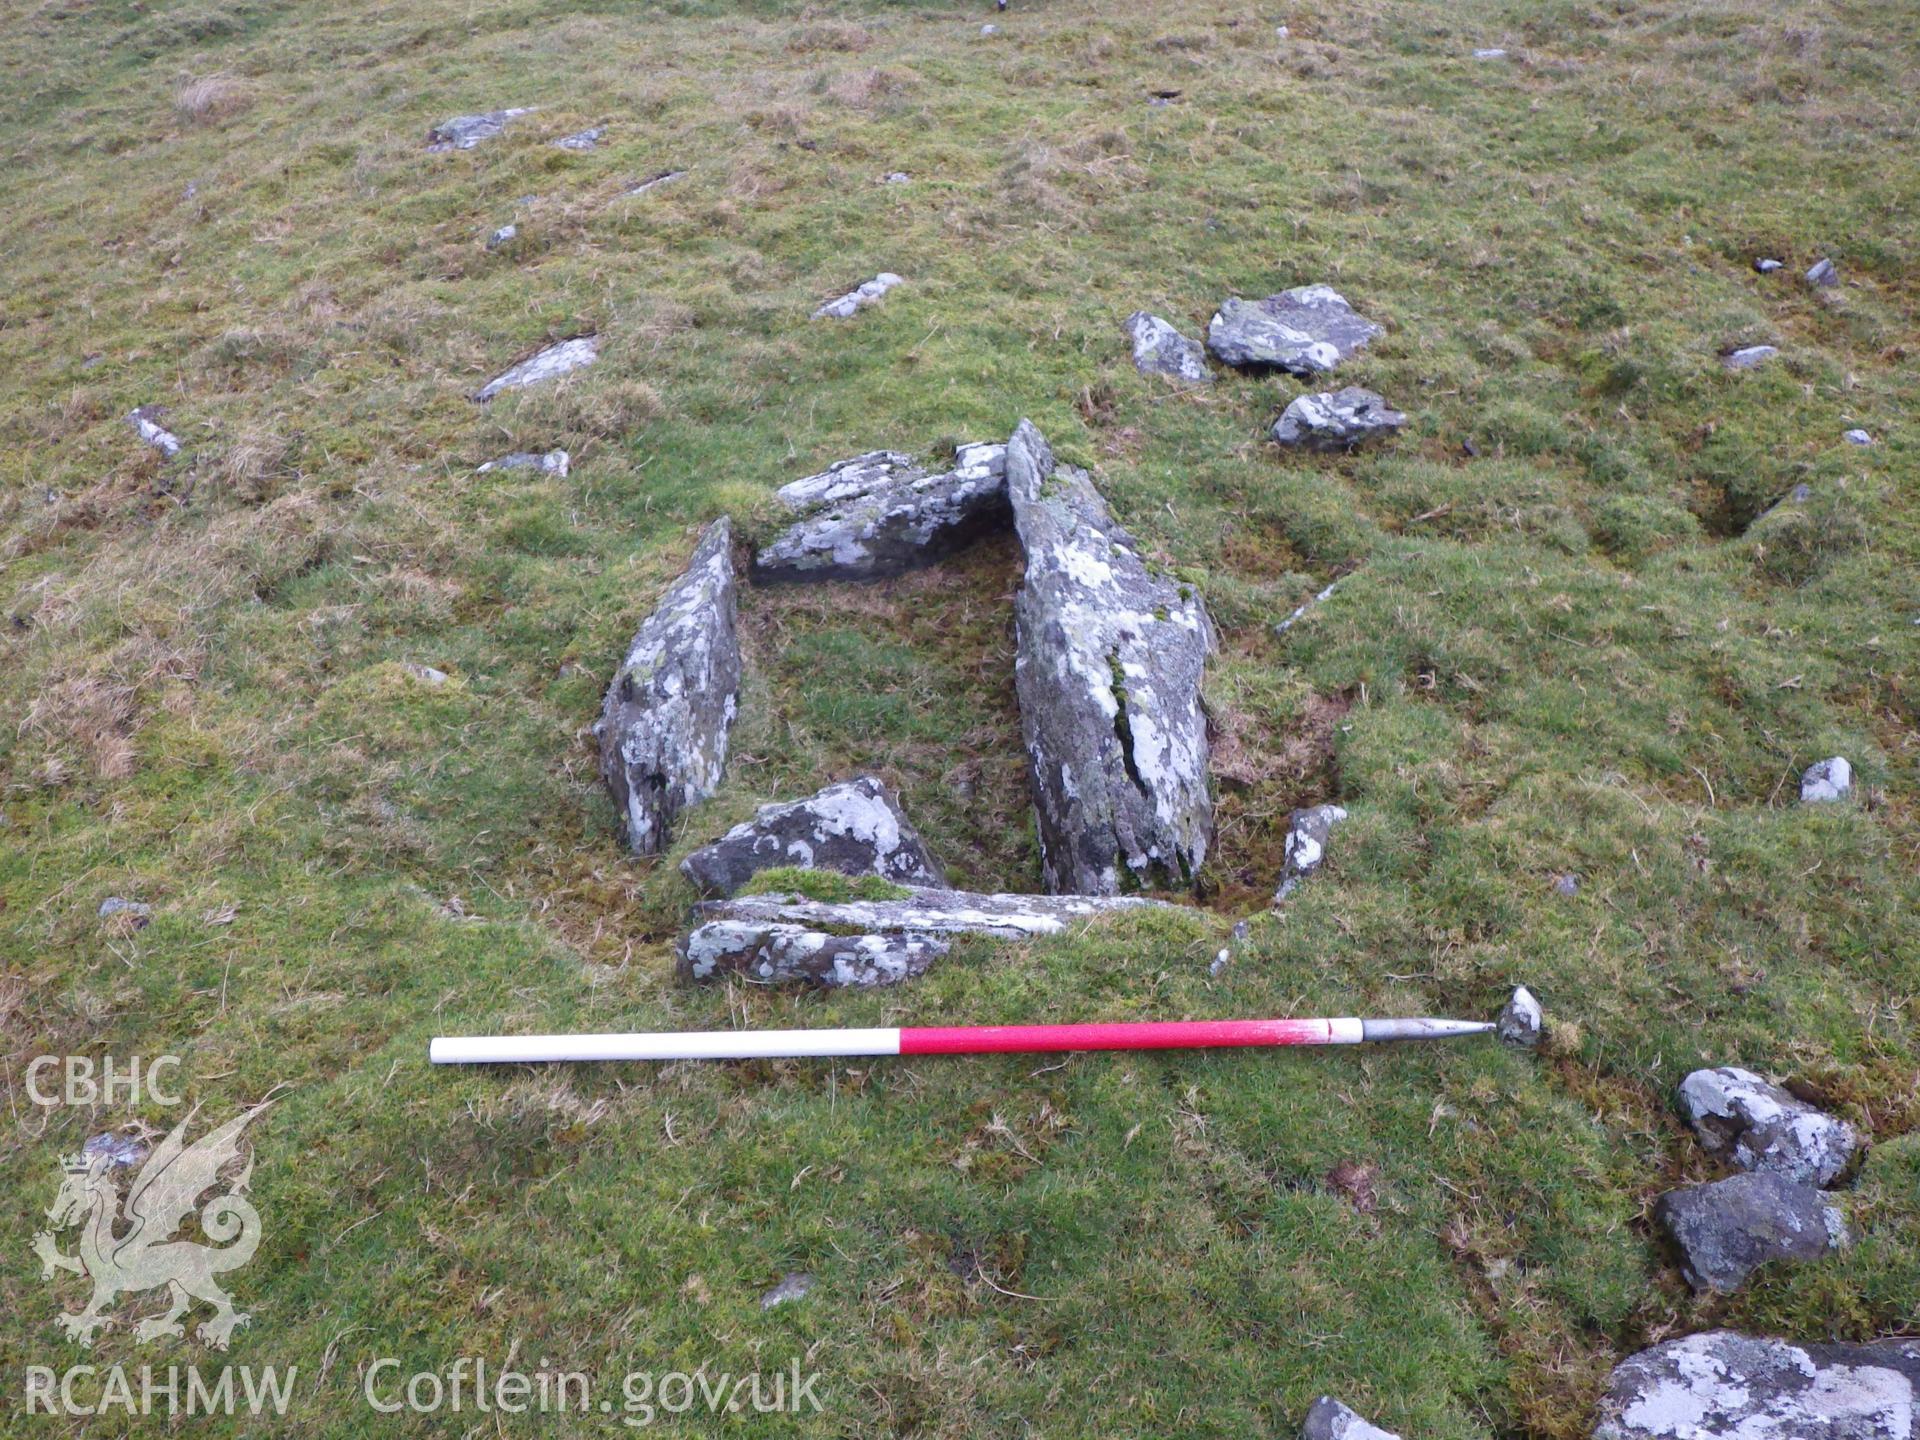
[594,520,741,854]
[1007,420,1214,894]
[680,776,946,896]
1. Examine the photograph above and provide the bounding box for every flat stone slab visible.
[680,776,945,896]
[1007,420,1214,893]
[1594,1331,1920,1440]
[753,443,1009,583]
[594,519,741,854]
[691,884,1181,940]
[1655,1171,1846,1293]
[474,336,598,402]
[813,273,902,319]
[1206,286,1383,375]
[1801,755,1853,803]
[1272,387,1405,451]
[625,170,684,197]
[426,108,536,152]
[477,449,569,476]
[678,920,948,987]
[1303,1397,1401,1440]
[1677,1066,1856,1187]
[1123,311,1211,383]
[127,405,183,457]
[1275,803,1347,902]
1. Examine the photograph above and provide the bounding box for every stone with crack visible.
[1594,1330,1920,1440]
[1655,1171,1847,1292]
[680,776,945,896]
[1206,286,1383,375]
[1800,755,1852,804]
[1123,311,1211,383]
[473,336,599,402]
[1007,420,1214,893]
[753,443,1009,583]
[1677,1066,1857,1187]
[1275,804,1347,902]
[594,519,741,855]
[128,405,183,457]
[813,273,903,319]
[1271,387,1406,451]
[426,108,537,152]
[1302,1397,1401,1440]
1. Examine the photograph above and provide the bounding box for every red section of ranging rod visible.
[899,1017,1351,1055]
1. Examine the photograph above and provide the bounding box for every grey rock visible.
[677,921,949,987]
[98,896,153,920]
[1303,1396,1401,1440]
[1008,420,1215,893]
[1655,1171,1846,1292]
[401,662,449,685]
[1806,256,1839,288]
[486,222,517,249]
[1553,873,1580,897]
[594,520,741,855]
[1723,344,1779,371]
[1754,258,1784,273]
[1678,1066,1857,1187]
[624,170,684,197]
[1272,386,1406,451]
[882,171,911,184]
[760,1272,813,1309]
[477,449,570,476]
[1275,804,1347,902]
[426,108,536,152]
[1594,1330,1920,1440]
[1844,428,1873,446]
[981,22,999,35]
[473,335,598,402]
[1473,46,1509,59]
[1206,286,1383,375]
[1497,986,1544,1048]
[680,776,945,896]
[753,443,1009,583]
[128,405,183,458]
[813,273,903,319]
[1800,756,1852,804]
[1123,311,1211,383]
[83,1133,151,1169]
[1275,24,1290,38]
[555,125,605,151]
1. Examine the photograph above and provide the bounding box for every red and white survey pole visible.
[429,1015,1493,1065]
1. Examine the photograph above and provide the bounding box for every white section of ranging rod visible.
[429,1028,903,1064]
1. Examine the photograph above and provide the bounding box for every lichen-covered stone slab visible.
[1303,1397,1401,1440]
[1801,755,1853,803]
[426,108,537,152]
[1123,311,1211,383]
[1007,420,1213,894]
[680,776,945,896]
[127,405,183,457]
[1272,387,1405,451]
[1594,1331,1920,1440]
[813,273,902,319]
[477,449,569,476]
[677,920,948,987]
[692,885,1181,941]
[594,519,741,854]
[1654,1171,1846,1293]
[1206,286,1383,375]
[1275,803,1347,902]
[753,443,1009,583]
[1677,1066,1857,1187]
[474,335,599,402]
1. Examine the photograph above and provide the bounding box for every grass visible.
[1,0,1915,1434]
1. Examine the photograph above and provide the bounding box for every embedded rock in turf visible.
[1206,286,1383,375]
[680,776,946,897]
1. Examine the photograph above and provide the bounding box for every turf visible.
[1,0,1915,1434]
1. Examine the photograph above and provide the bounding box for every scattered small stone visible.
[1271,387,1405,451]
[1303,1396,1401,1440]
[760,1272,813,1309]
[1678,1066,1857,1187]
[1552,873,1579,897]
[486,223,517,250]
[1655,1171,1846,1292]
[1123,311,1211,384]
[882,171,911,184]
[426,108,537,152]
[1473,47,1508,59]
[1211,918,1253,976]
[1274,581,1339,636]
[1595,1331,1920,1440]
[99,896,153,921]
[1799,755,1852,804]
[1275,24,1290,38]
[473,336,598,402]
[401,662,449,686]
[127,405,183,457]
[1497,986,1544,1048]
[1844,428,1873,446]
[981,22,999,35]
[680,776,946,896]
[477,449,570,476]
[594,520,741,855]
[1009,420,1215,893]
[1806,256,1838,288]
[554,125,605,152]
[1275,804,1347,902]
[83,1133,151,1169]
[1753,257,1783,273]
[1206,286,1383,375]
[625,170,685,197]
[813,273,904,320]
[1722,344,1778,371]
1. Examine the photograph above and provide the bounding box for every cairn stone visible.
[1677,1067,1856,1187]
[680,776,945,896]
[1123,311,1211,383]
[1206,286,1383,375]
[1271,387,1405,451]
[1655,1172,1846,1293]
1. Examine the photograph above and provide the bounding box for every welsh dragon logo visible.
[32,1103,271,1349]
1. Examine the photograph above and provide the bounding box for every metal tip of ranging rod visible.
[1360,1018,1498,1042]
